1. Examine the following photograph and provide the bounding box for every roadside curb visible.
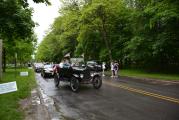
[32,88,51,120]
[20,88,51,120]
[37,85,63,120]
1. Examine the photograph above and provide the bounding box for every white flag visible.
[81,53,84,58]
[64,53,70,57]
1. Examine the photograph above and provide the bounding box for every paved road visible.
[36,73,179,120]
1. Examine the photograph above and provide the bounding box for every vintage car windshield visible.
[70,58,84,67]
[44,65,53,69]
[35,63,43,67]
[88,62,96,65]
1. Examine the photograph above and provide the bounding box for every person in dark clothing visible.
[114,61,119,77]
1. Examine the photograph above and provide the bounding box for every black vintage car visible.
[53,64,102,92]
[86,60,102,72]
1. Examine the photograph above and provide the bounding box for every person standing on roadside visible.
[102,62,106,76]
[59,59,64,68]
[114,61,119,77]
[111,61,115,77]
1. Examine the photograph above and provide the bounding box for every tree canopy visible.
[37,0,179,72]
[0,0,47,70]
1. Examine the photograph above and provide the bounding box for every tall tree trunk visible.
[101,25,112,62]
[100,13,112,62]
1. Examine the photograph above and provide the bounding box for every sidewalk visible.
[20,88,50,120]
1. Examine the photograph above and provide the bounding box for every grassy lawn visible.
[106,69,179,81]
[0,68,36,120]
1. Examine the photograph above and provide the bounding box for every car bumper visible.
[35,68,42,72]
[44,72,54,76]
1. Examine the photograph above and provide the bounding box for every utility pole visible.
[0,39,2,81]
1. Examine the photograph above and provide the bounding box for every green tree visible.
[37,0,179,72]
[126,0,179,70]
[0,0,49,71]
[37,0,81,62]
[76,0,131,62]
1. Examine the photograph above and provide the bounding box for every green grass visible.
[0,68,36,120]
[106,69,179,81]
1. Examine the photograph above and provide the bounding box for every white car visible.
[41,64,54,78]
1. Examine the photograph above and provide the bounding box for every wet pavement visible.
[35,73,179,120]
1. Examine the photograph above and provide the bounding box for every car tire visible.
[54,74,59,87]
[93,76,102,89]
[70,77,79,92]
[42,72,46,78]
[41,72,43,76]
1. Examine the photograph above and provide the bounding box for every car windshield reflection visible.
[44,65,52,68]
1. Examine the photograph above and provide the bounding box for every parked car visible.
[86,61,102,72]
[41,64,54,78]
[34,63,44,73]
[53,64,102,92]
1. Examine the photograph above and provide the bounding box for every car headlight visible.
[90,73,94,77]
[80,74,84,78]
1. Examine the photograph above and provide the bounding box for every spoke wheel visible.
[42,71,46,78]
[93,76,102,89]
[70,77,79,92]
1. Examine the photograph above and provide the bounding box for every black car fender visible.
[72,74,80,78]
[71,74,83,82]
[92,74,101,80]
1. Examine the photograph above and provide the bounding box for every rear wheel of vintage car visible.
[43,73,46,78]
[70,77,79,92]
[54,74,59,87]
[41,71,46,78]
[93,76,102,89]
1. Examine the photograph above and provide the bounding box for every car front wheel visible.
[70,77,79,92]
[93,76,102,89]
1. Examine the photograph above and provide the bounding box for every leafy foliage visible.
[0,0,35,40]
[37,0,179,72]
[0,0,46,71]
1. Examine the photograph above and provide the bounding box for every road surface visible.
[36,73,179,120]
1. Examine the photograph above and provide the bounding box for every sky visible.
[28,0,62,44]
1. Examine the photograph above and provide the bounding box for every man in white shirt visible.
[102,62,106,76]
[111,62,114,77]
[59,60,64,68]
